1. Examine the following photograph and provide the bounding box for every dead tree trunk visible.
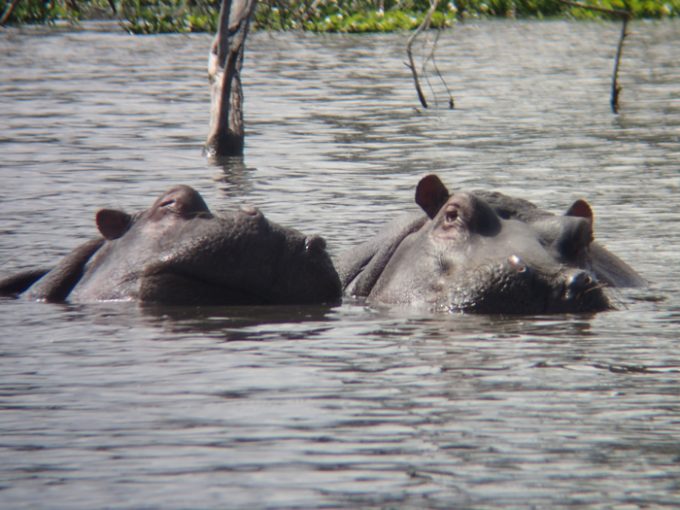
[206,0,258,159]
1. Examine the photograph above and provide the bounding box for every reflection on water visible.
[1,19,679,509]
[139,303,338,340]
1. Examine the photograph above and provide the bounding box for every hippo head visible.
[68,185,341,305]
[366,175,610,314]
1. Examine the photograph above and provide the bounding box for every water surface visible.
[1,20,679,509]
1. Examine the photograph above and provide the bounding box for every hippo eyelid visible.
[445,210,458,223]
[239,205,260,217]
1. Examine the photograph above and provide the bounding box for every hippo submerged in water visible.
[0,185,341,305]
[336,174,643,314]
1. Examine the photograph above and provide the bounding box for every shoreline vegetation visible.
[1,0,678,33]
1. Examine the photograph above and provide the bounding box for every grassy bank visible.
[2,0,678,33]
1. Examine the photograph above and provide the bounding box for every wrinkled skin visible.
[1,186,341,305]
[337,175,642,314]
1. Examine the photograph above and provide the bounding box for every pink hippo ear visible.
[566,199,594,226]
[416,174,451,219]
[96,209,133,240]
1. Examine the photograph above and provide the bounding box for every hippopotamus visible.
[0,185,341,305]
[336,174,643,314]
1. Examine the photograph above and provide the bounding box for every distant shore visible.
[2,0,678,34]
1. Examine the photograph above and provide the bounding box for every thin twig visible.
[558,0,629,17]
[610,15,629,113]
[406,0,439,108]
[422,30,437,106]
[427,29,455,109]
[558,0,631,113]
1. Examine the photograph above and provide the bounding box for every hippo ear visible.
[566,199,594,226]
[96,209,133,240]
[556,218,595,260]
[416,174,450,219]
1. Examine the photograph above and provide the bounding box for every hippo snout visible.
[559,268,610,312]
[565,270,594,298]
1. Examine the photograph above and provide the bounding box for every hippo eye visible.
[160,199,175,208]
[445,209,458,224]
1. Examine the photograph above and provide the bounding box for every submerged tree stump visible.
[206,0,258,159]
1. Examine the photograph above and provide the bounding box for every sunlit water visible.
[1,19,679,509]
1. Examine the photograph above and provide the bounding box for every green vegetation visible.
[252,1,457,32]
[2,0,678,32]
[119,0,217,33]
[0,0,86,25]
[0,0,220,29]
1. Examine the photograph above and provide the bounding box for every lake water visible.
[1,19,679,509]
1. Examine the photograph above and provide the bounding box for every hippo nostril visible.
[305,235,326,254]
[568,271,593,289]
[565,270,596,300]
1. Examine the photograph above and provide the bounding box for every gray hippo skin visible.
[1,186,341,305]
[337,175,642,314]
[472,190,645,288]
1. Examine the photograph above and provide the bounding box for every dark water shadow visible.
[33,300,339,343]
[137,302,339,341]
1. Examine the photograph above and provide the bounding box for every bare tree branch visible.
[610,15,629,113]
[406,0,439,109]
[558,0,629,17]
[558,0,631,113]
[423,29,455,109]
